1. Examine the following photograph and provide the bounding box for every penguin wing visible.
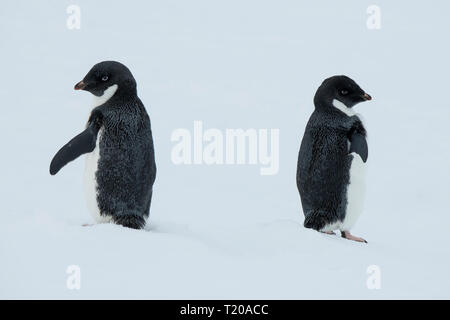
[49,111,103,175]
[349,131,368,163]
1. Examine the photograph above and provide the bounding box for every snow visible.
[1,0,450,299]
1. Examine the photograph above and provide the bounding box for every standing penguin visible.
[50,61,156,229]
[297,75,371,243]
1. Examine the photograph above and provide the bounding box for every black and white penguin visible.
[296,75,372,243]
[50,61,157,229]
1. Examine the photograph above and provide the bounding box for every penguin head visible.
[74,61,137,97]
[314,75,372,110]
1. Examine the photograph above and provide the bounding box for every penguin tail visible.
[113,213,146,230]
[303,210,331,231]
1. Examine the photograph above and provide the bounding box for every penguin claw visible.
[341,231,367,243]
[82,223,94,227]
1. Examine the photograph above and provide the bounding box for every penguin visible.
[296,75,372,243]
[50,61,157,229]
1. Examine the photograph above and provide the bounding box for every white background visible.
[1,0,449,298]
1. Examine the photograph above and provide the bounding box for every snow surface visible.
[1,0,450,299]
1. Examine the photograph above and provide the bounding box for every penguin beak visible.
[74,81,86,90]
[362,93,372,101]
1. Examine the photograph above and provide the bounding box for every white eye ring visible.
[102,75,109,81]
[340,89,348,95]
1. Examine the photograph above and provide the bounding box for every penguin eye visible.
[101,75,109,82]
[340,89,349,96]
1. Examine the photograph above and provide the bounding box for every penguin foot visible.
[341,231,367,243]
[320,231,336,235]
[82,223,94,227]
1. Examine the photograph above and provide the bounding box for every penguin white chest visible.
[83,129,111,223]
[341,151,368,231]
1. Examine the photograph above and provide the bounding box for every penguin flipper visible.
[349,131,368,163]
[49,112,103,175]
